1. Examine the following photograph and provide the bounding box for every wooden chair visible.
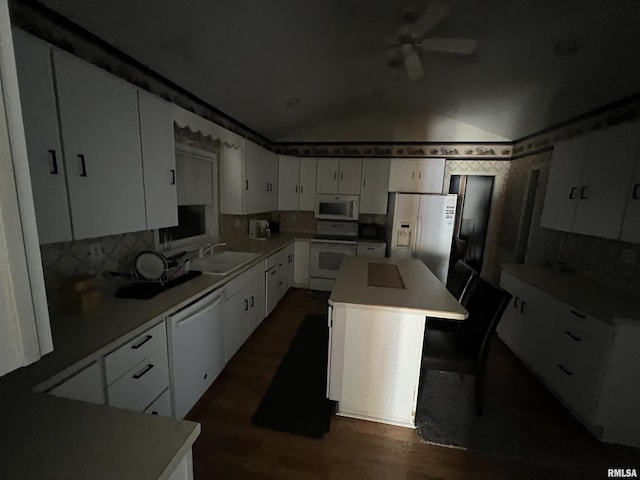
[426,260,478,332]
[420,277,512,415]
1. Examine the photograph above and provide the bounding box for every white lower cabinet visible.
[498,269,640,447]
[265,245,294,316]
[144,388,172,417]
[265,262,281,316]
[293,241,310,287]
[224,284,251,362]
[247,263,266,334]
[356,242,386,257]
[48,361,106,405]
[108,347,170,413]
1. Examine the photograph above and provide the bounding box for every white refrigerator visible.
[386,193,457,284]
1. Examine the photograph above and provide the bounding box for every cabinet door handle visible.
[363,178,366,187]
[580,186,588,199]
[418,171,422,179]
[513,296,520,308]
[300,185,304,193]
[340,172,343,181]
[334,171,337,180]
[270,270,276,275]
[270,183,273,191]
[244,299,248,311]
[564,330,582,342]
[78,154,87,177]
[519,301,526,314]
[569,310,586,319]
[133,363,154,379]
[48,149,58,174]
[569,187,576,199]
[295,185,298,193]
[170,169,176,185]
[266,182,269,191]
[245,180,249,190]
[557,364,574,376]
[278,281,283,286]
[251,295,254,307]
[633,183,640,200]
[131,335,153,350]
[412,171,415,179]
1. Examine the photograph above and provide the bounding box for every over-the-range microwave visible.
[314,194,359,221]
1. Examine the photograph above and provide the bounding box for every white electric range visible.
[309,221,357,291]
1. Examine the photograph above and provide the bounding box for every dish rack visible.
[130,259,191,285]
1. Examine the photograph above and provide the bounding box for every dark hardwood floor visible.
[186,289,638,479]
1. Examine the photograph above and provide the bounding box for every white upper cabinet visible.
[572,123,640,239]
[360,159,390,214]
[13,30,72,244]
[540,136,589,232]
[316,158,339,193]
[278,156,317,211]
[299,159,317,211]
[244,140,278,213]
[541,122,640,241]
[621,156,640,243]
[316,158,362,194]
[219,143,245,215]
[53,50,146,240]
[388,158,445,193]
[278,155,300,210]
[220,139,278,214]
[138,91,178,230]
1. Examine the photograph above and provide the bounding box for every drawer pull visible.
[279,281,283,286]
[569,186,577,199]
[131,335,153,350]
[251,295,255,307]
[564,330,582,342]
[133,364,154,379]
[513,296,520,308]
[557,364,574,376]
[519,301,526,314]
[633,183,640,200]
[244,299,249,311]
[569,310,586,319]
[367,247,374,250]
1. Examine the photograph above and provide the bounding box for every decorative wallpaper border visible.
[512,96,640,158]
[273,142,513,159]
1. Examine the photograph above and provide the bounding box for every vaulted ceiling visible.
[37,0,640,142]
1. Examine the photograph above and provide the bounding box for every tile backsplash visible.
[40,230,155,299]
[557,233,640,293]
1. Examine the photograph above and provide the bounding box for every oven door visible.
[310,242,357,279]
[314,195,359,221]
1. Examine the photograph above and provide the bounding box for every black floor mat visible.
[252,314,334,438]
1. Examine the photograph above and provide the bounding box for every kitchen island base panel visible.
[335,411,416,429]
[328,304,425,427]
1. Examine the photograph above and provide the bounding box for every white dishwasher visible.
[168,288,225,419]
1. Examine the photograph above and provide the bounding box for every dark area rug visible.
[416,370,531,461]
[252,314,334,438]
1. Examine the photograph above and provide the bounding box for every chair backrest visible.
[446,260,477,305]
[456,277,512,372]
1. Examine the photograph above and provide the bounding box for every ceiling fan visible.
[388,0,478,80]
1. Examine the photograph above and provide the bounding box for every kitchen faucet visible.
[199,242,227,258]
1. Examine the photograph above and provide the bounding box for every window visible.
[157,143,218,251]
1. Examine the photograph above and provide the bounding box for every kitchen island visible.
[327,257,467,428]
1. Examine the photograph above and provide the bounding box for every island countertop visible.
[329,257,468,320]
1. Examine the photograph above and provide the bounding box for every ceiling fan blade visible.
[418,38,478,54]
[411,0,450,37]
[401,44,424,80]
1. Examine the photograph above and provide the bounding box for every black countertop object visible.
[115,270,203,300]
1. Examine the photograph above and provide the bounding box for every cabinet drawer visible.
[108,347,169,412]
[541,357,597,420]
[555,302,611,347]
[105,321,166,385]
[356,243,386,257]
[144,388,172,418]
[546,325,606,381]
[265,252,278,270]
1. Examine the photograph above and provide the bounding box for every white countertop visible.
[330,257,468,320]
[0,232,310,480]
[501,264,640,324]
[0,392,200,480]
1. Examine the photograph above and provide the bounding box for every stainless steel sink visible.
[190,251,259,275]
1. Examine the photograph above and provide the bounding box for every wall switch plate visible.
[89,243,103,263]
[621,249,637,264]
